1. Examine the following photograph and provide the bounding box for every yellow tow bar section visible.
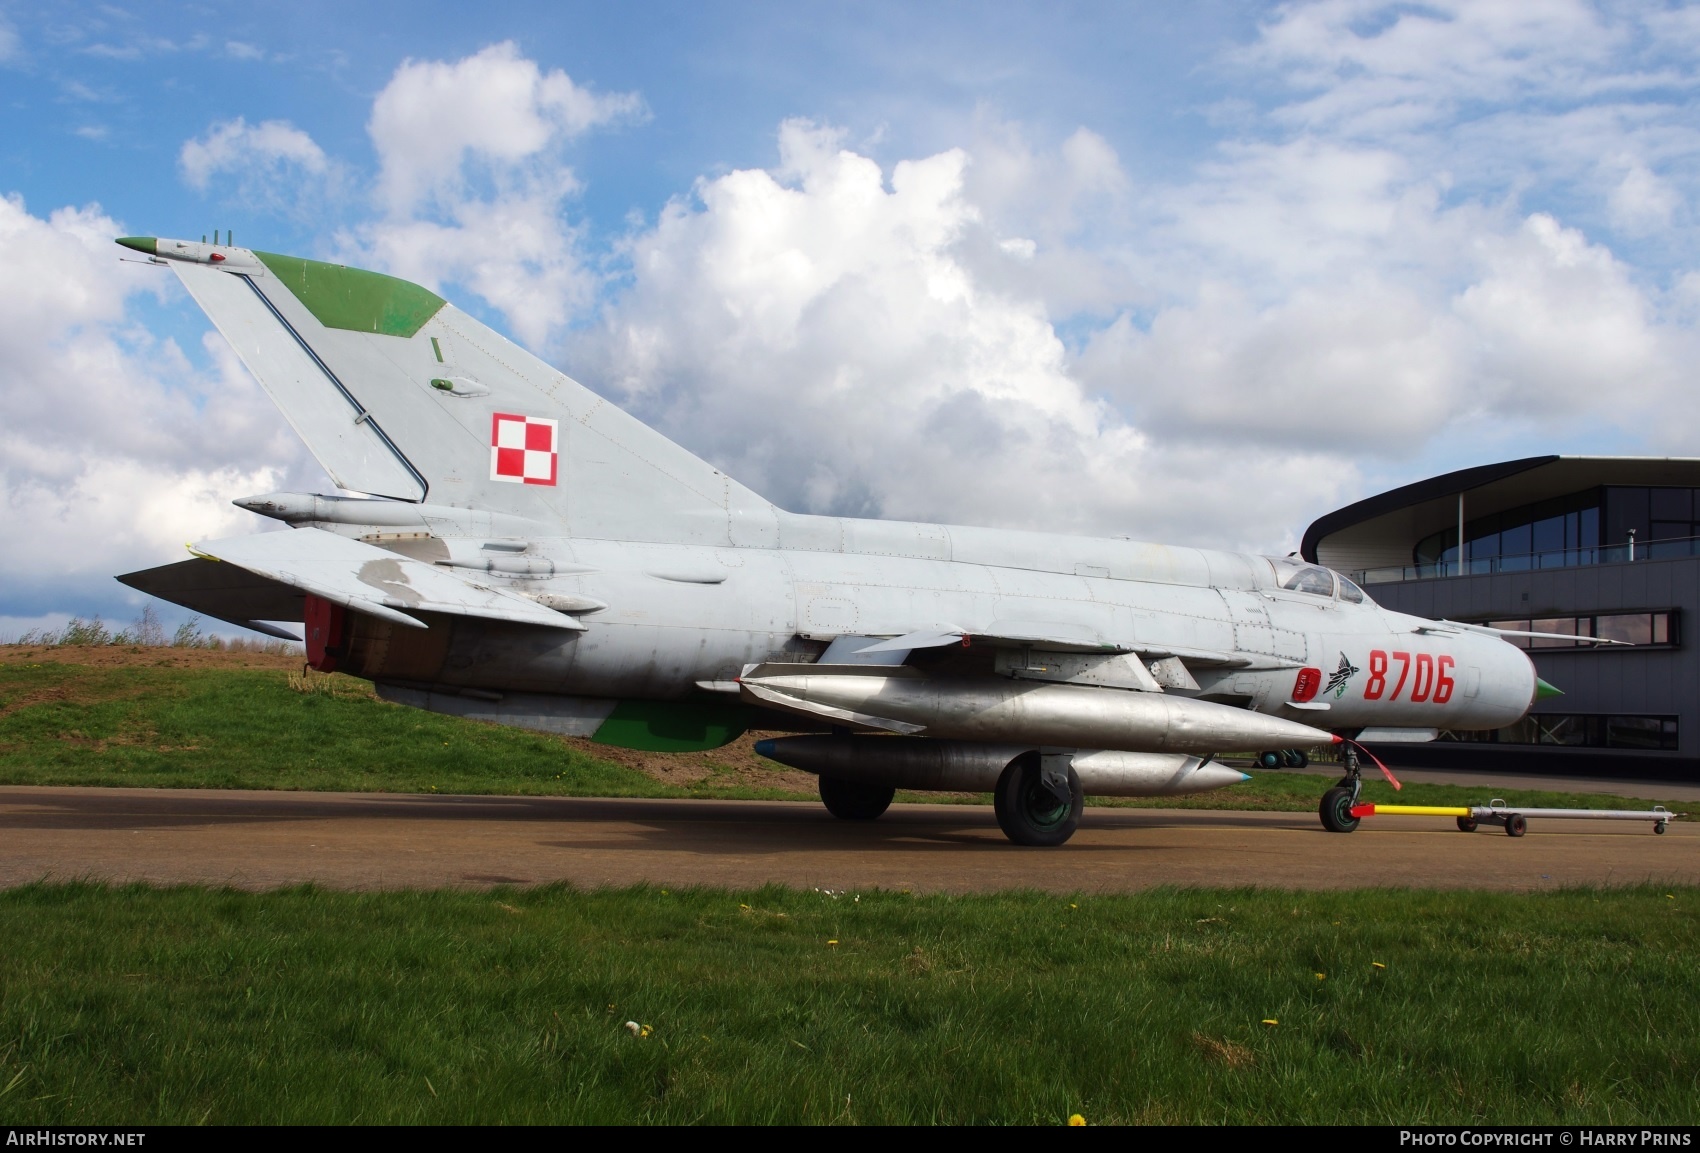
[1349,804,1470,818]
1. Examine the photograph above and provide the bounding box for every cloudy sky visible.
[2,1,1698,634]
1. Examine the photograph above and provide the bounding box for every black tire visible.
[1505,813,1527,838]
[993,754,1083,847]
[818,775,895,821]
[1335,776,1356,791]
[1655,821,1668,835]
[1257,751,1283,770]
[1319,786,1360,833]
[1290,750,1309,769]
[1456,816,1479,833]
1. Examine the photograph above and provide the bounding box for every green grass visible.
[0,662,724,799]
[0,884,1694,1124]
[0,660,1689,815]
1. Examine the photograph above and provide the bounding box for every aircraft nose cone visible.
[115,236,157,254]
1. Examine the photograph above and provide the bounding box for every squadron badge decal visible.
[1325,653,1361,699]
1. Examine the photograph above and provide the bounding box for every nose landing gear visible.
[1318,744,1363,834]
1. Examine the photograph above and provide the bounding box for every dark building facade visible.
[1302,457,1700,782]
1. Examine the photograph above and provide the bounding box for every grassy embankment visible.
[0,651,1687,813]
[0,883,1694,1125]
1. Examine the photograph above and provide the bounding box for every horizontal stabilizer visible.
[117,557,305,639]
[189,527,583,631]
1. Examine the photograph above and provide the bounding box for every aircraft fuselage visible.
[287,503,1537,737]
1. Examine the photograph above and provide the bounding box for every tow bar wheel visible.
[1456,815,1479,833]
[1319,786,1360,833]
[1505,813,1527,837]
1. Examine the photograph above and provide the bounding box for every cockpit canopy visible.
[1264,557,1370,604]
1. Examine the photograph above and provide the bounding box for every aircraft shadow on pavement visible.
[0,789,1311,843]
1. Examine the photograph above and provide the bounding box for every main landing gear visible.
[818,775,895,820]
[1319,744,1363,834]
[817,750,1085,846]
[993,751,1084,847]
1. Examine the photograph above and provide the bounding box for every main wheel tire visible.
[1257,751,1283,770]
[1319,786,1360,833]
[818,775,895,821]
[993,754,1083,847]
[1290,749,1310,769]
[1505,813,1527,838]
[1456,816,1479,833]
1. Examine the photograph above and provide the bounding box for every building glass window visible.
[1411,486,1700,574]
[1483,611,1678,649]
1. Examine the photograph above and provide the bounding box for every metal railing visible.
[1356,534,1700,585]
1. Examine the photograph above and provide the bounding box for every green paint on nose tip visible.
[115,236,157,254]
[1535,678,1564,700]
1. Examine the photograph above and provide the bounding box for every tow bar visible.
[1347,799,1683,837]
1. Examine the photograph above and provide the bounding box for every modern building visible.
[1302,456,1700,781]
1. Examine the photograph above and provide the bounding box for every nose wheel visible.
[1319,786,1360,833]
[1318,744,1364,833]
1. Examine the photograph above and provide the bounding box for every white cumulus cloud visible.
[0,194,326,625]
[180,116,328,191]
[343,42,643,350]
[368,40,644,214]
[570,120,1351,546]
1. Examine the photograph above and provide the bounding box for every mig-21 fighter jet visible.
[114,234,1562,845]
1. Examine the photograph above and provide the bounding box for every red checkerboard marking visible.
[490,413,558,486]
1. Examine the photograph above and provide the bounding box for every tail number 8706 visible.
[1362,651,1454,703]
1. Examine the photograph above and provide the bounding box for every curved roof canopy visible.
[1303,456,1700,573]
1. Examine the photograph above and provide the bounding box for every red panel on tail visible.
[304,594,346,672]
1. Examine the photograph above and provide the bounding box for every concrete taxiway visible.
[0,786,1691,893]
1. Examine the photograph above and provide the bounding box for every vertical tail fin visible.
[145,238,777,544]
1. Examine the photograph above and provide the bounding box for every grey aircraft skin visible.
[114,234,1558,845]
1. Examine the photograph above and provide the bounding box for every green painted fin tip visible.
[251,250,446,339]
[115,236,156,254]
[1535,678,1564,700]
